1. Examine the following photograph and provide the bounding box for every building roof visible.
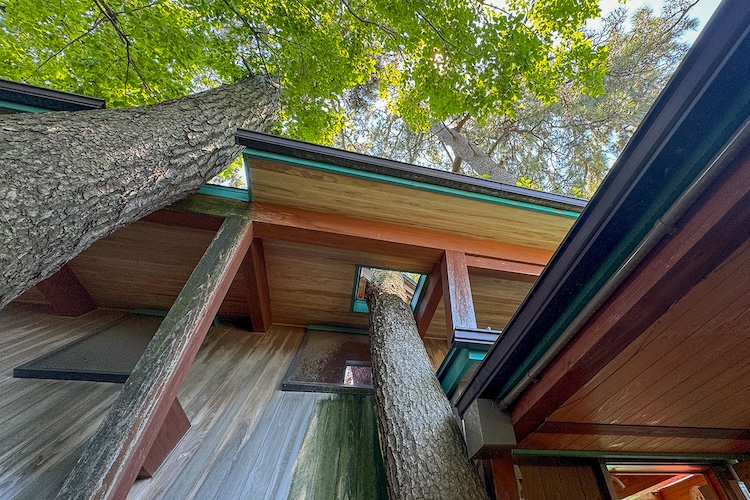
[0,79,105,112]
[457,0,750,419]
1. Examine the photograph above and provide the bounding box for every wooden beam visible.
[137,398,191,478]
[511,145,750,441]
[35,264,96,316]
[241,238,272,332]
[537,421,750,440]
[465,255,543,283]
[57,216,254,500]
[414,262,442,338]
[441,250,477,347]
[250,202,553,267]
[141,209,224,232]
[487,452,521,500]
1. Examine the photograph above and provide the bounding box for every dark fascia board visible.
[456,0,750,415]
[235,129,586,213]
[0,79,105,111]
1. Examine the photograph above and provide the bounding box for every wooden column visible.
[241,237,272,332]
[35,264,96,316]
[441,250,477,347]
[57,216,254,500]
[486,452,520,500]
[414,262,443,337]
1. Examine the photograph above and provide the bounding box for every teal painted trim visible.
[0,100,49,113]
[307,324,370,335]
[440,349,471,397]
[437,347,488,398]
[245,149,580,219]
[512,449,747,461]
[198,183,250,201]
[410,274,428,311]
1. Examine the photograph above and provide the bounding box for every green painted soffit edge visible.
[512,449,747,461]
[494,79,750,402]
[244,149,580,219]
[0,100,50,113]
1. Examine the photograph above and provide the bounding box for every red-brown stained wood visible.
[57,216,254,500]
[137,398,190,479]
[35,264,96,316]
[241,238,272,332]
[489,452,521,500]
[250,202,554,266]
[441,251,477,347]
[465,255,543,283]
[511,144,750,442]
[414,262,442,338]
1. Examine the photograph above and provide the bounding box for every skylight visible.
[350,265,427,313]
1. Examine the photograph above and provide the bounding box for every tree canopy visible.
[1,0,606,143]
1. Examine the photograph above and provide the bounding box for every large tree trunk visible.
[366,272,489,500]
[430,122,516,185]
[0,76,279,309]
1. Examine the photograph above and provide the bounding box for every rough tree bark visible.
[0,76,279,309]
[430,122,516,185]
[366,271,489,500]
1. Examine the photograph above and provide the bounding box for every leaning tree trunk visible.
[430,122,516,185]
[0,76,279,309]
[366,272,489,500]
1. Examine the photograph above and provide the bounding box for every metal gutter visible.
[236,130,586,216]
[0,79,105,111]
[455,0,750,416]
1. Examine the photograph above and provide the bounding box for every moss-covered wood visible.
[366,271,489,500]
[57,216,254,499]
[289,394,387,499]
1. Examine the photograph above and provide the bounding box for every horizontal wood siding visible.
[0,304,127,498]
[520,237,750,454]
[288,394,387,499]
[518,458,605,500]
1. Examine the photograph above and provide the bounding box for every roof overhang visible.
[457,0,750,415]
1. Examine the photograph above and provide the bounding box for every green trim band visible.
[0,100,50,113]
[246,149,580,219]
[197,183,250,202]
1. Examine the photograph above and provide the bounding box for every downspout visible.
[498,115,750,410]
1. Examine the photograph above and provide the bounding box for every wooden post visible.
[137,398,191,478]
[241,237,272,332]
[441,250,477,347]
[35,264,96,316]
[487,452,521,500]
[414,262,443,337]
[57,216,254,500]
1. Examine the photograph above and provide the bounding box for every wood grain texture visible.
[58,216,253,499]
[34,264,96,316]
[415,263,442,338]
[249,159,575,250]
[489,452,521,500]
[137,398,190,479]
[127,325,308,500]
[0,304,127,499]
[251,202,555,265]
[442,251,478,347]
[517,458,607,500]
[288,394,387,500]
[512,145,750,443]
[241,238,272,332]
